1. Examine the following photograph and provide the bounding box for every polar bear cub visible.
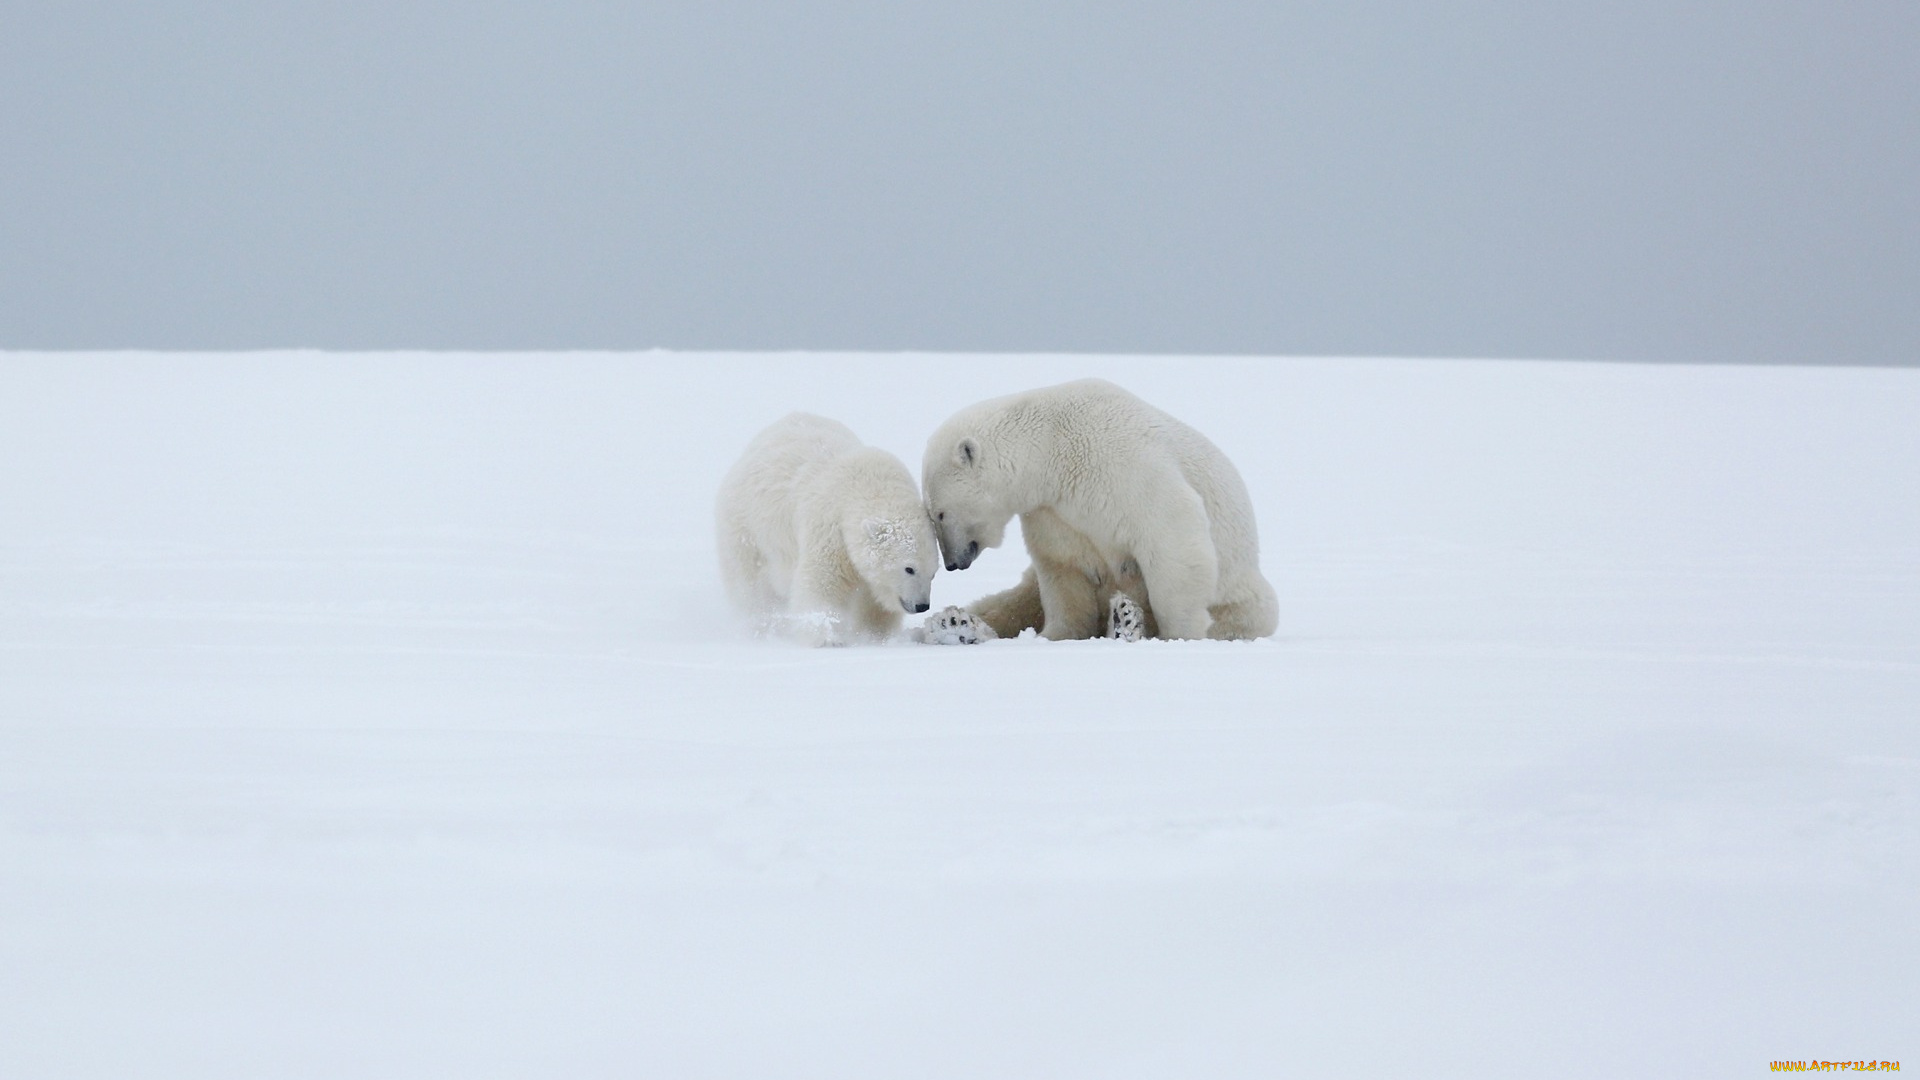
[922,378,1278,642]
[717,413,941,644]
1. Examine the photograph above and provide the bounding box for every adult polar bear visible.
[717,413,941,644]
[923,379,1277,642]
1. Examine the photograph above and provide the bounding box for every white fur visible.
[716,413,941,644]
[923,379,1278,641]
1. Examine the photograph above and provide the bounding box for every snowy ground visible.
[2,353,1915,1078]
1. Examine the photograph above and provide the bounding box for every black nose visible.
[913,602,929,613]
[945,563,957,572]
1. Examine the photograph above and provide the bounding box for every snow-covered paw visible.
[923,605,996,645]
[1107,593,1145,642]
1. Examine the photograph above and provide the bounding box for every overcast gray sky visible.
[3,1,1915,362]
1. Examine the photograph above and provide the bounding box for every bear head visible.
[845,511,939,615]
[922,432,1011,572]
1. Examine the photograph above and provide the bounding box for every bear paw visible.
[1107,594,1145,642]
[922,606,996,645]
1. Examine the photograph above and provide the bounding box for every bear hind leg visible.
[965,566,1046,639]
[1033,557,1103,640]
[1206,576,1279,641]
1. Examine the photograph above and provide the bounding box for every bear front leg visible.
[1132,483,1219,640]
[846,597,904,642]
[786,564,854,647]
[1034,556,1102,640]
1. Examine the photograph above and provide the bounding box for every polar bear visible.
[716,413,941,644]
[922,379,1277,642]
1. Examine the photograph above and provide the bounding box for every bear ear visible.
[956,438,978,467]
[861,518,887,540]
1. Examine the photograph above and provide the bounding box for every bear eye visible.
[936,512,944,522]
[904,567,916,575]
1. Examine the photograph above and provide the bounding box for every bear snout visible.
[949,540,979,570]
